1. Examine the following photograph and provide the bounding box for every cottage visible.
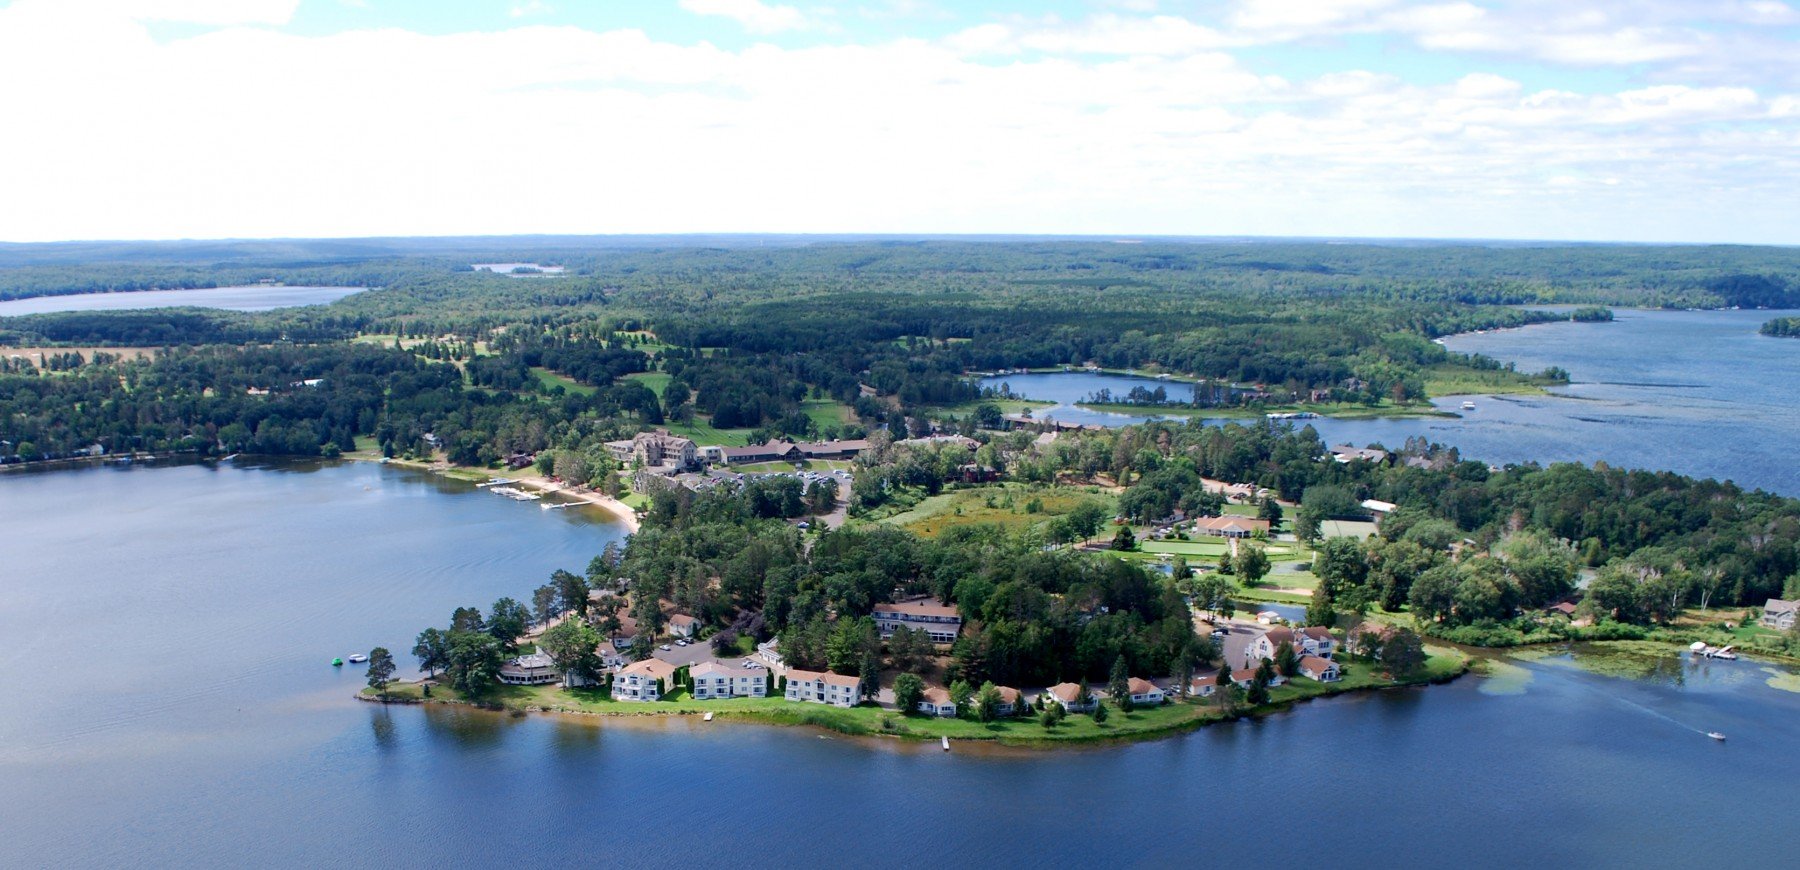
[1043,682,1096,713]
[1330,444,1390,464]
[1187,673,1219,697]
[1244,627,1298,666]
[668,613,699,638]
[498,650,560,685]
[614,658,678,702]
[1761,598,1799,631]
[1345,623,1396,658]
[872,598,962,644]
[784,669,862,707]
[993,686,1022,716]
[1299,655,1341,682]
[597,640,630,670]
[1231,667,1287,689]
[1194,515,1271,539]
[918,687,958,717]
[1123,677,1166,706]
[690,661,768,699]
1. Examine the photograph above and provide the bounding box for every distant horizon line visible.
[0,232,1793,250]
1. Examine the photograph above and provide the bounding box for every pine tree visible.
[1092,699,1109,723]
[1108,654,1131,710]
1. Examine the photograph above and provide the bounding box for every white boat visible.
[703,711,714,722]
[1707,732,1727,741]
[1461,400,1477,411]
[347,653,368,664]
[941,736,950,751]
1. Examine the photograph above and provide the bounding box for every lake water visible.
[6,459,1800,866]
[0,285,366,316]
[982,309,1800,495]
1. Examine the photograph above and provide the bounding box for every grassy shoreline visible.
[359,649,1470,748]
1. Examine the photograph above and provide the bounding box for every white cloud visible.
[0,0,1793,243]
[678,0,808,34]
[102,0,301,26]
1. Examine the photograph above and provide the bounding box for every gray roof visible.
[1765,598,1800,615]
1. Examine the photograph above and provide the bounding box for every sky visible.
[0,0,1796,244]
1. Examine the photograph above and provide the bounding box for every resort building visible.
[690,662,767,700]
[756,638,785,669]
[1299,626,1338,658]
[1231,667,1287,689]
[614,658,678,702]
[1330,444,1390,464]
[918,687,958,717]
[798,439,869,461]
[1245,627,1299,666]
[784,669,862,707]
[1195,516,1271,539]
[498,650,560,685]
[605,429,698,473]
[872,598,963,644]
[720,440,802,465]
[1761,598,1799,631]
[1043,682,1096,713]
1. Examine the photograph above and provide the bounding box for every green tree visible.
[1171,555,1192,582]
[540,617,603,686]
[1382,627,1427,679]
[858,647,882,699]
[949,679,975,716]
[444,630,503,696]
[1273,640,1299,678]
[449,606,485,633]
[1306,582,1337,629]
[551,569,591,618]
[1111,526,1137,551]
[1108,654,1133,712]
[893,672,925,714]
[1247,659,1273,704]
[976,681,1003,722]
[1258,496,1284,524]
[412,627,448,677]
[1234,545,1270,585]
[365,647,396,698]
[487,597,531,650]
[531,583,560,625]
[1092,698,1109,723]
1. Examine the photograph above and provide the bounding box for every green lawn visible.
[622,371,672,395]
[531,367,597,396]
[801,398,856,432]
[878,484,1118,538]
[732,459,854,473]
[1423,364,1552,397]
[660,416,756,447]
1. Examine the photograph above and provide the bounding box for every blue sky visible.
[0,0,1796,243]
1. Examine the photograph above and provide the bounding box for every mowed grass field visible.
[880,484,1118,538]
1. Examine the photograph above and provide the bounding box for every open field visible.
[532,367,597,396]
[1422,364,1553,397]
[877,483,1117,538]
[660,416,756,447]
[621,371,671,394]
[1,345,164,363]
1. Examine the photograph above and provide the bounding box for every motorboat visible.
[1461,400,1477,411]
[1707,732,1727,741]
[347,653,368,664]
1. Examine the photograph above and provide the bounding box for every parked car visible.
[659,643,672,651]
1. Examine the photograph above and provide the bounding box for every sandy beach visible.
[512,476,641,533]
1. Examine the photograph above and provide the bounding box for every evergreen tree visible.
[1108,655,1133,712]
[1307,582,1338,630]
[1092,699,1109,723]
[365,647,396,699]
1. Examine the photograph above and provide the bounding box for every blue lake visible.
[5,459,1800,867]
[982,309,1800,495]
[0,285,366,316]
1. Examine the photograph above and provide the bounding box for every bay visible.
[980,309,1800,494]
[0,285,366,316]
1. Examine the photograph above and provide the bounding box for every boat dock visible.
[489,486,541,501]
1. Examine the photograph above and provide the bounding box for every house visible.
[1187,673,1219,697]
[784,669,862,707]
[1330,444,1390,464]
[993,686,1022,716]
[1194,516,1271,539]
[756,638,785,669]
[690,661,768,699]
[1043,682,1096,713]
[597,640,630,670]
[918,687,958,717]
[872,598,963,644]
[668,614,699,638]
[1231,667,1287,689]
[1123,677,1166,706]
[1299,626,1338,658]
[1244,627,1299,666]
[1544,601,1579,618]
[1299,655,1341,682]
[1761,598,1799,631]
[498,650,560,685]
[614,658,678,702]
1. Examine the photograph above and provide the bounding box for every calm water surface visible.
[4,460,1800,867]
[0,285,365,315]
[983,309,1800,494]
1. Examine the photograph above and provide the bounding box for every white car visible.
[659,643,672,651]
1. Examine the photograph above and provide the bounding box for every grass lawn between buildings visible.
[361,650,1469,746]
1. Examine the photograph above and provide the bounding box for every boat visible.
[331,657,343,667]
[1707,732,1727,741]
[941,736,950,751]
[347,653,368,664]
[1461,400,1477,411]
[703,712,714,722]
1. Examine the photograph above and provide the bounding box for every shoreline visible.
[341,453,641,533]
[356,649,1471,749]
